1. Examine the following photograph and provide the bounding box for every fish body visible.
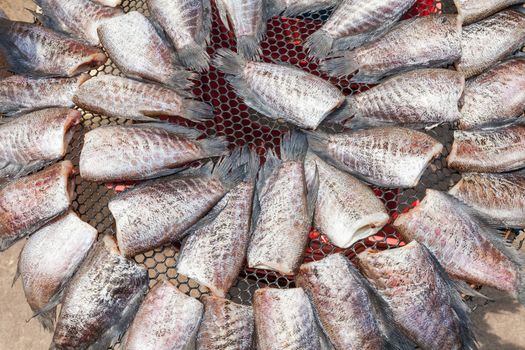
[307,127,443,188]
[0,108,80,180]
[213,49,344,129]
[358,241,477,350]
[93,0,121,6]
[51,236,148,350]
[448,124,525,172]
[123,280,203,350]
[456,10,525,79]
[321,15,462,83]
[0,161,74,251]
[268,0,341,16]
[456,0,525,24]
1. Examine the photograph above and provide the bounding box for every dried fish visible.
[93,0,121,6]
[456,0,525,24]
[268,0,341,16]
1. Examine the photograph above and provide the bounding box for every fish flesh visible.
[0,108,81,180]
[93,0,121,6]
[297,254,412,349]
[109,153,245,257]
[16,212,97,331]
[268,0,341,16]
[247,132,317,275]
[0,74,89,116]
[358,241,477,350]
[148,0,211,71]
[393,189,525,304]
[458,57,525,130]
[213,49,344,129]
[456,0,525,24]
[51,235,148,350]
[456,9,525,79]
[305,152,389,248]
[0,17,106,77]
[449,172,525,228]
[304,0,416,59]
[447,124,525,173]
[176,149,258,297]
[73,74,212,122]
[97,11,194,88]
[196,295,254,350]
[321,15,462,83]
[307,127,443,188]
[216,0,266,59]
[122,280,203,350]
[0,161,74,251]
[80,123,228,182]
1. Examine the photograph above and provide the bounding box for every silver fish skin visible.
[456,9,525,79]
[213,49,345,129]
[0,74,89,116]
[304,0,416,58]
[17,212,97,331]
[393,189,525,304]
[458,58,525,130]
[449,172,525,228]
[268,0,341,16]
[148,0,211,72]
[196,295,254,350]
[0,161,74,251]
[34,0,123,45]
[93,0,121,6]
[97,12,194,89]
[321,15,462,83]
[456,0,525,24]
[447,124,525,173]
[307,127,443,188]
[123,280,203,350]
[254,288,322,350]
[80,123,228,182]
[0,108,80,180]
[73,74,212,122]
[0,17,106,77]
[51,236,148,350]
[358,241,477,350]
[305,152,389,248]
[109,154,245,257]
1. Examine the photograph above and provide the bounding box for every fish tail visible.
[213,48,247,76]
[321,52,360,78]
[280,130,307,162]
[304,29,334,59]
[177,42,210,72]
[237,35,262,60]
[199,136,230,159]
[35,311,56,333]
[213,148,247,189]
[166,68,198,91]
[181,99,214,121]
[305,130,330,155]
[0,18,33,75]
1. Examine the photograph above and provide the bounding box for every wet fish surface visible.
[0,161,74,251]
[17,212,97,330]
[459,57,525,130]
[196,295,254,350]
[213,49,344,129]
[51,236,148,350]
[393,189,525,304]
[358,241,477,350]
[268,0,341,16]
[448,124,525,173]
[0,108,80,180]
[80,123,228,182]
[122,280,203,350]
[321,15,462,83]
[456,9,525,79]
[456,0,525,24]
[307,127,443,188]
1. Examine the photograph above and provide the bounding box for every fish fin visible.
[0,20,34,75]
[177,42,210,72]
[242,146,261,180]
[164,69,198,91]
[282,1,339,16]
[180,99,214,121]
[30,291,62,332]
[305,130,332,160]
[127,112,167,122]
[251,189,261,231]
[178,161,214,177]
[12,247,22,287]
[213,48,247,75]
[304,29,334,59]
[27,4,66,34]
[511,4,525,14]
[182,196,228,237]
[256,149,281,199]
[226,76,277,119]
[199,0,212,44]
[215,0,231,31]
[321,52,360,78]
[212,148,247,189]
[199,136,230,158]
[265,0,284,17]
[323,97,355,125]
[237,35,262,60]
[451,279,491,300]
[306,163,319,219]
[130,122,201,139]
[0,235,23,252]
[280,130,307,161]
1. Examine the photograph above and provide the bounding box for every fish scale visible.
[456,0,525,24]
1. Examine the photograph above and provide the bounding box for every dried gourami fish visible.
[109,153,244,257]
[98,11,194,89]
[268,0,341,16]
[456,9,525,79]
[322,15,461,83]
[359,241,477,350]
[307,127,443,188]
[0,161,74,251]
[0,17,106,77]
[213,49,344,129]
[459,57,525,130]
[16,212,97,331]
[305,152,389,248]
[122,280,203,350]
[393,189,525,304]
[305,0,416,58]
[148,0,211,71]
[197,295,254,350]
[93,0,121,6]
[80,123,228,182]
[456,0,525,24]
[0,108,80,180]
[51,236,148,350]
[448,124,525,173]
